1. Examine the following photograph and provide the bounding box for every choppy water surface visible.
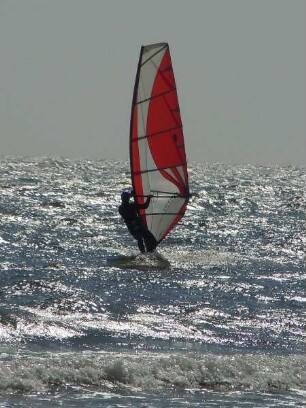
[0,157,305,407]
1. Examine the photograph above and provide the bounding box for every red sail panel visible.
[147,48,188,197]
[130,43,189,243]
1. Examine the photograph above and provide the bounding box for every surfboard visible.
[130,43,190,246]
[107,251,171,269]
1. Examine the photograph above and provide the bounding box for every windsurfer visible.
[118,191,157,253]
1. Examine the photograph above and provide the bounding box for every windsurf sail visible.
[130,42,189,243]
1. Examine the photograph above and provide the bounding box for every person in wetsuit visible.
[118,191,157,253]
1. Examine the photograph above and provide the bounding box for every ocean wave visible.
[0,352,305,395]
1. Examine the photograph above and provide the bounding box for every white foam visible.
[0,352,305,394]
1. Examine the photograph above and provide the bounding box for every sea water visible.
[0,157,305,407]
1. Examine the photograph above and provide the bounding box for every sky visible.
[0,0,305,165]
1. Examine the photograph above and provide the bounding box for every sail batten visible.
[132,125,183,141]
[130,43,189,243]
[136,88,177,105]
[134,165,187,177]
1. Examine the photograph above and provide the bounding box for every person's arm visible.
[136,195,152,210]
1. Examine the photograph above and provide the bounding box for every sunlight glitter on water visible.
[0,158,305,406]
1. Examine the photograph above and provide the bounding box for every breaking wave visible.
[0,352,305,395]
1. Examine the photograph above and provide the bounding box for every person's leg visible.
[143,230,157,252]
[130,226,145,253]
[137,238,145,253]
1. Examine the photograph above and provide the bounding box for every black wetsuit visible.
[118,196,157,253]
